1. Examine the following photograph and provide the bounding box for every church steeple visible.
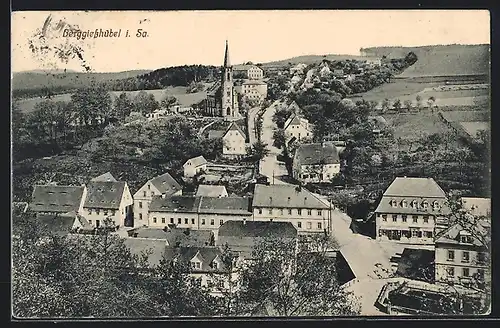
[223,40,231,67]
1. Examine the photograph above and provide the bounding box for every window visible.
[317,222,322,229]
[477,252,486,263]
[212,262,219,269]
[297,222,302,228]
[153,217,157,223]
[89,220,92,224]
[210,219,214,226]
[220,219,224,226]
[258,208,262,214]
[143,191,147,197]
[192,262,201,269]
[201,219,206,225]
[423,216,429,223]
[191,218,195,224]
[411,200,418,208]
[402,200,408,208]
[391,199,398,208]
[317,210,322,216]
[288,209,292,215]
[477,269,485,280]
[413,216,418,223]
[447,267,455,276]
[185,218,188,224]
[178,218,181,224]
[148,184,151,190]
[460,235,473,244]
[139,213,143,220]
[88,209,92,215]
[422,201,429,209]
[307,222,312,229]
[433,201,440,210]
[298,209,302,215]
[268,208,273,215]
[112,210,116,216]
[139,202,142,209]
[151,192,155,197]
[402,215,407,222]
[308,209,312,216]
[392,215,397,222]
[424,231,433,238]
[448,250,455,261]
[463,268,470,277]
[170,218,174,224]
[160,218,164,224]
[104,210,108,216]
[280,208,284,215]
[462,251,470,263]
[96,220,100,227]
[382,214,387,222]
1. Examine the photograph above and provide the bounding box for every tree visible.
[133,90,160,115]
[381,98,390,112]
[272,128,286,149]
[246,140,270,163]
[415,95,422,110]
[114,92,134,122]
[403,99,412,111]
[393,99,402,112]
[70,85,112,127]
[272,107,292,129]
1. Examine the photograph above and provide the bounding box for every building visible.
[204,41,240,120]
[82,174,134,228]
[222,122,247,157]
[217,220,298,258]
[333,69,344,77]
[204,129,225,140]
[252,184,330,234]
[292,142,341,184]
[195,184,228,198]
[30,185,87,216]
[197,196,253,236]
[234,80,268,103]
[36,211,93,236]
[123,238,167,269]
[319,63,331,78]
[289,63,307,75]
[183,155,208,178]
[92,172,117,182]
[374,177,450,245]
[434,221,489,288]
[283,114,313,145]
[148,195,201,229]
[127,226,214,247]
[287,101,301,115]
[133,172,182,227]
[233,64,264,80]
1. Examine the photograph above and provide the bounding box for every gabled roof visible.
[218,220,297,238]
[165,228,213,247]
[223,122,245,139]
[253,184,329,209]
[195,184,228,197]
[183,155,208,168]
[206,130,225,139]
[91,172,117,182]
[287,101,301,113]
[294,142,340,165]
[284,114,302,130]
[83,181,126,209]
[435,221,488,247]
[233,64,262,71]
[123,238,166,268]
[383,177,447,198]
[132,227,169,240]
[30,185,85,213]
[36,213,77,236]
[149,172,182,196]
[461,197,491,217]
[164,246,226,272]
[149,195,201,213]
[198,196,252,215]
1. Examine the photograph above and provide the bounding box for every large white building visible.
[234,80,268,103]
[233,64,264,80]
[283,113,313,145]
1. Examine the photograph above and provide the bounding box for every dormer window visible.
[401,200,408,208]
[432,201,440,210]
[411,200,418,209]
[422,201,429,209]
[191,261,201,269]
[212,262,219,269]
[390,200,398,208]
[460,232,473,244]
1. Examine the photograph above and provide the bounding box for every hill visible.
[260,54,375,67]
[360,44,490,77]
[12,70,152,91]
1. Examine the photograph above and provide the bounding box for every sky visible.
[11,10,490,73]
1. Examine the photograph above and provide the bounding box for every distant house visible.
[217,220,298,258]
[283,113,313,145]
[252,184,330,234]
[197,196,253,235]
[123,238,167,269]
[36,211,93,236]
[133,172,182,227]
[183,155,208,178]
[374,177,450,245]
[165,227,214,247]
[222,122,247,157]
[195,184,228,198]
[332,69,344,77]
[289,63,307,75]
[30,185,88,216]
[290,75,302,86]
[234,80,268,102]
[146,109,168,119]
[292,142,341,184]
[82,173,133,228]
[233,64,264,80]
[319,64,331,78]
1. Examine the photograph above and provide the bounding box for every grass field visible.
[458,121,489,138]
[14,85,212,113]
[382,112,454,141]
[349,80,440,103]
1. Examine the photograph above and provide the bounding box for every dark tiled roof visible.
[383,177,447,198]
[133,227,168,239]
[84,181,126,209]
[374,196,451,215]
[165,228,213,247]
[30,185,85,213]
[183,155,208,168]
[234,64,261,71]
[206,130,225,139]
[253,184,328,209]
[163,246,226,272]
[91,172,117,182]
[198,196,252,215]
[195,184,228,197]
[218,220,297,238]
[36,213,76,236]
[150,172,182,196]
[123,238,166,268]
[294,143,340,165]
[223,122,245,139]
[149,195,201,213]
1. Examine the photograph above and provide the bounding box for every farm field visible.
[382,112,455,141]
[14,84,213,113]
[348,80,440,103]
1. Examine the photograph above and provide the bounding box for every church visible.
[204,41,240,120]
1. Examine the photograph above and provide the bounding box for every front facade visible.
[204,41,240,120]
[374,177,450,245]
[183,155,208,178]
[222,122,247,157]
[233,65,264,80]
[234,80,268,103]
[283,114,313,145]
[252,184,330,234]
[292,142,341,184]
[133,172,183,227]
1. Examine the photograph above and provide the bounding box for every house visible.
[283,114,313,145]
[233,64,264,80]
[319,64,331,78]
[164,227,214,247]
[222,122,247,157]
[234,80,268,102]
[133,172,182,227]
[374,177,450,245]
[434,221,489,288]
[252,184,330,233]
[123,238,167,268]
[83,174,134,228]
[289,63,307,75]
[197,196,253,236]
[291,75,302,86]
[148,195,201,229]
[217,220,298,258]
[91,172,117,182]
[287,101,301,115]
[30,185,88,216]
[183,155,208,178]
[195,184,228,198]
[36,211,93,236]
[292,142,341,184]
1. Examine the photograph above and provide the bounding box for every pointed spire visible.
[223,40,231,67]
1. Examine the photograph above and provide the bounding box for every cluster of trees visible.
[12,213,360,318]
[380,95,437,113]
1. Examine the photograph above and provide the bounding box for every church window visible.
[227,71,230,80]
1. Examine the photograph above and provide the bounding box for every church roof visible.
[224,40,231,67]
